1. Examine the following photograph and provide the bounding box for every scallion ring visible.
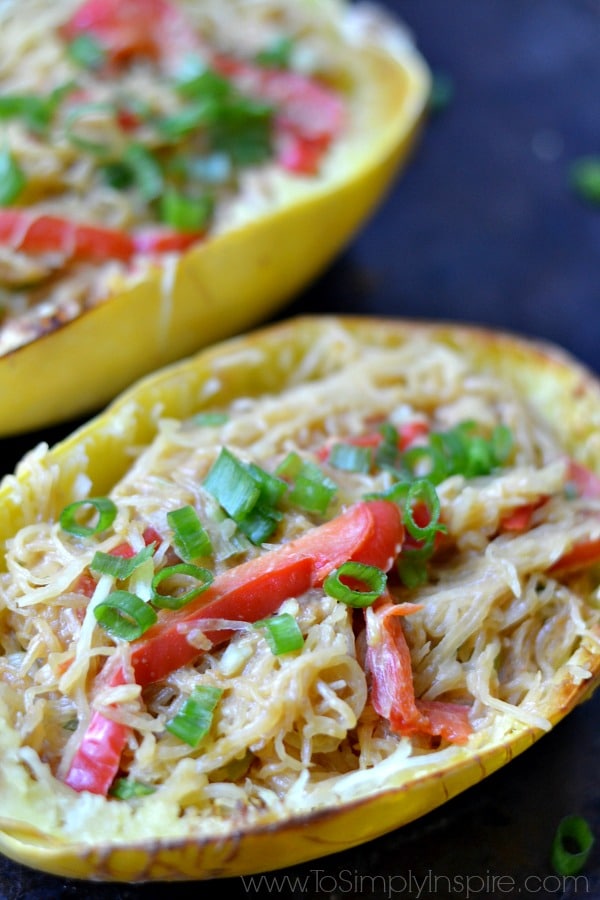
[151,563,213,610]
[94,590,157,640]
[59,497,117,537]
[551,815,595,876]
[323,561,387,608]
[167,505,212,562]
[90,544,155,579]
[403,478,445,541]
[254,613,304,655]
[165,684,223,746]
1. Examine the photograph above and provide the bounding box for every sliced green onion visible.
[94,590,157,640]
[236,504,282,544]
[245,462,288,508]
[428,71,455,114]
[0,146,25,206]
[551,815,595,875]
[155,105,210,141]
[109,777,156,800]
[400,443,448,484]
[151,562,213,610]
[323,562,387,608]
[277,452,337,514]
[167,505,212,561]
[165,684,223,746]
[254,612,304,654]
[570,156,600,206]
[90,544,155,579]
[64,101,117,154]
[59,497,118,537]
[328,443,373,473]
[100,160,135,190]
[491,423,514,465]
[403,479,445,541]
[66,34,107,70]
[375,422,401,470]
[160,188,213,232]
[0,86,72,133]
[123,142,164,202]
[204,448,261,519]
[255,36,294,69]
[191,412,229,427]
[396,535,436,588]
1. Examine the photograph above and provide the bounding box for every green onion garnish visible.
[109,778,156,800]
[167,505,212,561]
[165,684,223,746]
[0,85,74,133]
[123,142,164,202]
[323,562,387,608]
[277,451,337,514]
[403,479,445,542]
[0,146,25,206]
[151,562,213,610]
[64,101,117,154]
[254,613,304,654]
[396,535,436,588]
[204,449,290,544]
[255,36,294,69]
[160,188,213,232]
[328,443,373,473]
[90,544,155,579]
[66,34,107,70]
[204,448,261,520]
[191,412,229,427]
[569,156,600,206]
[93,590,157,640]
[59,497,118,537]
[551,815,595,875]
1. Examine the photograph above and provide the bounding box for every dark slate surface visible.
[1,1,599,898]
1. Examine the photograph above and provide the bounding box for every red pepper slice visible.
[64,500,403,795]
[63,663,131,794]
[60,0,200,69]
[0,211,135,263]
[131,499,403,685]
[366,600,472,744]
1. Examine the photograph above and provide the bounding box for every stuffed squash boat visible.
[0,316,599,882]
[0,0,429,436]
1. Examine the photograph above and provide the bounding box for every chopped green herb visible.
[570,156,600,206]
[551,815,595,875]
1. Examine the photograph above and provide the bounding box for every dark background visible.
[1,1,599,897]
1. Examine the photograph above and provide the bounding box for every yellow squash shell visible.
[0,315,599,882]
[0,4,430,437]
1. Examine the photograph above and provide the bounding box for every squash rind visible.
[0,16,431,436]
[0,315,599,881]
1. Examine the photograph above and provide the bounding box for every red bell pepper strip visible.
[0,210,207,262]
[63,663,131,794]
[567,459,600,498]
[131,499,404,685]
[0,211,135,263]
[59,0,201,70]
[366,600,472,744]
[549,537,600,576]
[64,499,403,794]
[132,228,205,255]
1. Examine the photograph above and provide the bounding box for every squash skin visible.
[0,19,431,437]
[0,314,599,882]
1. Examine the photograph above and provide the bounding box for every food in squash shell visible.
[0,315,599,882]
[0,0,430,436]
